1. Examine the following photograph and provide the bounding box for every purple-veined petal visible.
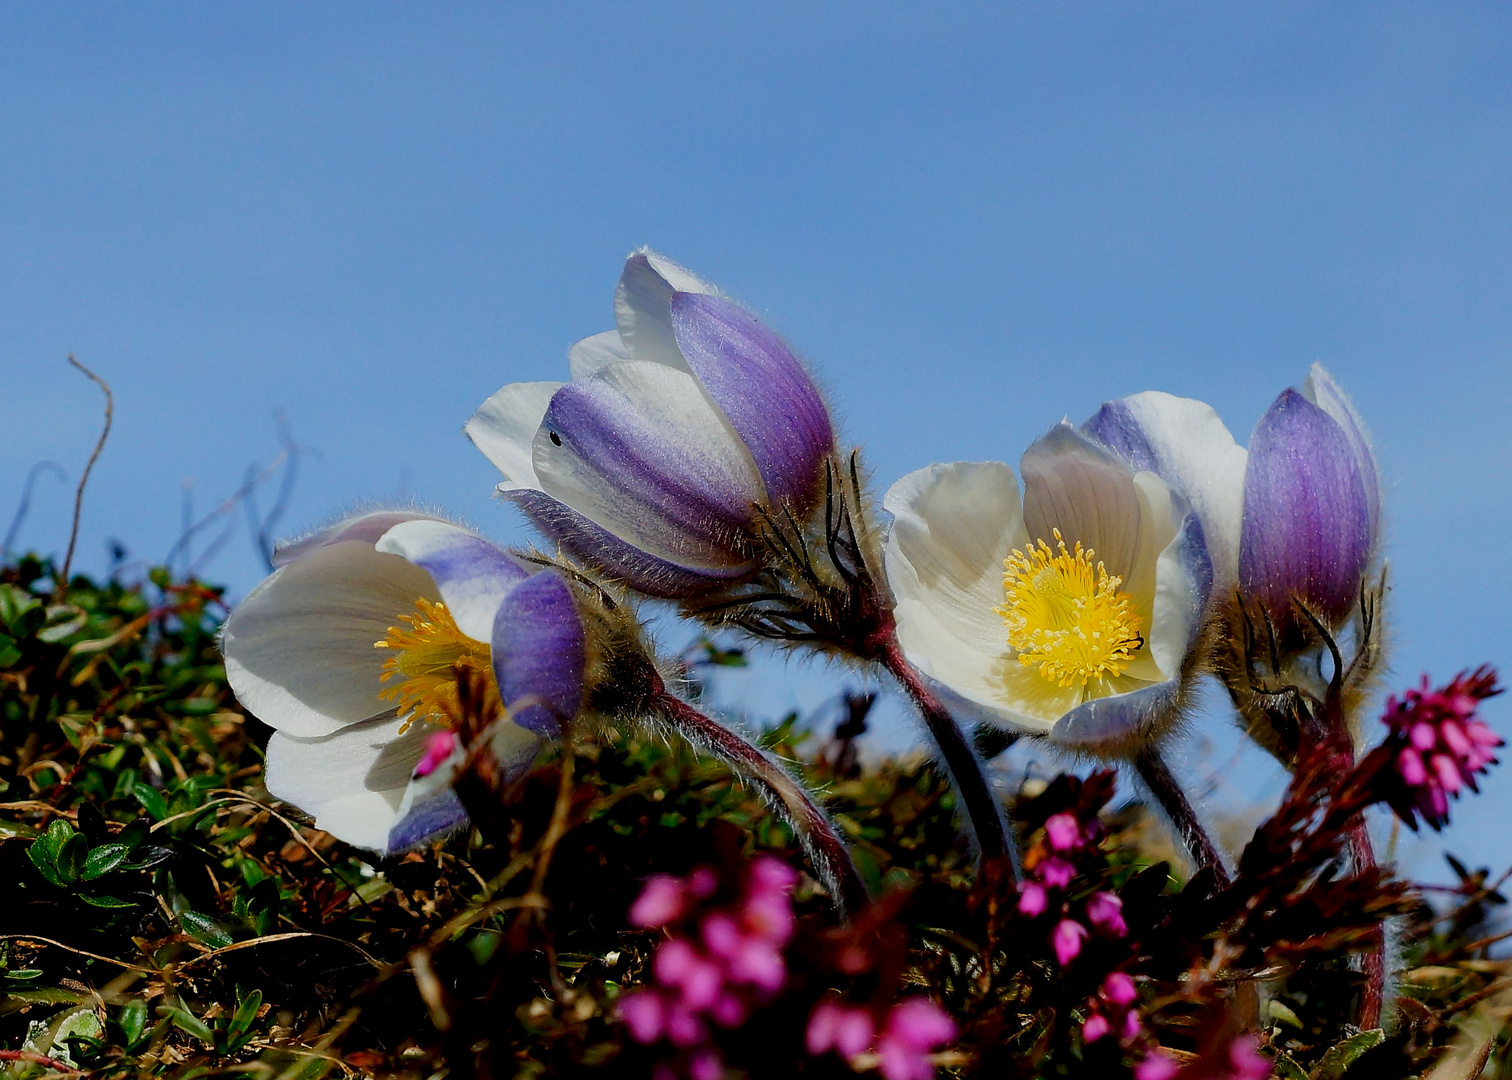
[671,292,835,512]
[1240,389,1371,629]
[568,329,631,381]
[1081,392,1247,597]
[465,381,565,487]
[1302,364,1380,546]
[386,788,469,853]
[492,571,586,737]
[532,360,765,571]
[1051,678,1183,751]
[503,486,755,597]
[375,519,530,642]
[613,249,715,370]
[271,510,450,568]
[1020,424,1147,583]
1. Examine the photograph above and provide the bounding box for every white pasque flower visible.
[222,511,586,854]
[882,425,1213,751]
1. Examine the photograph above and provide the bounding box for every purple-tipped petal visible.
[614,250,715,370]
[533,360,766,571]
[503,486,756,598]
[491,571,586,737]
[271,510,449,568]
[386,787,468,853]
[1051,679,1182,751]
[1240,389,1371,629]
[671,292,835,512]
[1303,364,1380,545]
[376,520,529,642]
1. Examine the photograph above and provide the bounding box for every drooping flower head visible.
[222,511,586,855]
[466,250,836,598]
[882,424,1212,754]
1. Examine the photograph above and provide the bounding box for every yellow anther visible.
[375,597,499,731]
[995,529,1143,688]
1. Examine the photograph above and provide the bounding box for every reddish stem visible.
[650,685,870,918]
[876,636,1014,871]
[1133,748,1232,888]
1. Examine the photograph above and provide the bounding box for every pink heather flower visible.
[1052,919,1088,966]
[687,1047,726,1080]
[1085,891,1128,937]
[412,729,459,778]
[1382,667,1503,830]
[709,991,748,1029]
[727,937,786,993]
[1018,881,1048,917]
[631,875,688,928]
[748,855,799,896]
[1101,972,1137,1006]
[618,990,667,1044]
[806,1000,875,1061]
[1120,1008,1143,1042]
[700,912,743,960]
[1039,857,1075,888]
[664,1003,708,1048]
[875,999,956,1080]
[1045,811,1083,851]
[688,866,720,898]
[1227,1035,1271,1079]
[1135,1051,1180,1080]
[1083,1013,1111,1042]
[655,940,724,1010]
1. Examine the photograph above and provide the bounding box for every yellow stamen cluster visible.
[375,597,499,732]
[995,529,1143,688]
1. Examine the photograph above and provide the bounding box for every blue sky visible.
[3,4,1509,874]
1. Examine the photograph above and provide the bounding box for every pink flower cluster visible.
[807,996,956,1080]
[1080,972,1142,1046]
[1134,1035,1271,1080]
[1018,811,1127,965]
[1382,667,1502,831]
[617,857,798,1079]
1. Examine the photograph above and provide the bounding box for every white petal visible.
[265,716,424,817]
[465,381,565,487]
[568,329,631,381]
[375,519,527,642]
[223,541,437,737]
[612,249,715,370]
[1020,424,1146,583]
[272,510,449,568]
[1131,472,1187,680]
[882,462,1054,731]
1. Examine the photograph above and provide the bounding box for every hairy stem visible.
[650,686,870,918]
[1352,818,1385,1029]
[877,636,1016,875]
[1132,748,1232,889]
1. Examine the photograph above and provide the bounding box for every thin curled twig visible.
[57,355,113,597]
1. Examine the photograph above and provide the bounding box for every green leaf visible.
[82,841,131,880]
[27,825,68,886]
[1272,1052,1309,1080]
[226,988,263,1051]
[0,584,44,636]
[5,969,44,981]
[116,999,148,1046]
[121,845,172,872]
[132,782,169,821]
[37,603,88,643]
[1313,1029,1386,1080]
[161,1005,215,1046]
[55,831,88,884]
[178,910,233,949]
[81,893,136,909]
[116,817,149,854]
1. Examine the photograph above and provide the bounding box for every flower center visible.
[996,530,1143,688]
[374,597,499,732]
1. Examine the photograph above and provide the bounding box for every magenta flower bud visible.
[1120,1009,1143,1042]
[1101,972,1137,1006]
[1396,747,1427,786]
[688,866,720,898]
[1082,1013,1111,1042]
[1045,812,1082,851]
[805,1001,842,1056]
[874,999,956,1080]
[1039,857,1075,889]
[1134,1051,1180,1080]
[700,912,743,960]
[709,991,749,1029]
[1085,891,1128,937]
[687,1047,725,1080]
[1411,722,1437,751]
[1018,881,1048,917]
[807,1001,875,1060]
[1228,1035,1272,1080]
[1432,753,1465,795]
[742,893,796,944]
[412,730,459,778]
[1440,720,1472,758]
[664,1002,708,1048]
[1052,919,1088,966]
[748,855,800,896]
[617,990,667,1044]
[630,874,688,929]
[727,939,786,993]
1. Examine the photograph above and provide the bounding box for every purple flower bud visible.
[1101,972,1137,1006]
[1085,891,1128,937]
[1018,881,1048,917]
[1039,857,1075,889]
[631,875,689,929]
[1239,388,1373,635]
[618,990,667,1044]
[1052,919,1088,966]
[1082,1013,1111,1042]
[1045,812,1083,851]
[1396,747,1427,787]
[700,912,743,961]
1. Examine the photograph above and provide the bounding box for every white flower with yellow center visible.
[222,511,586,854]
[882,425,1213,752]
